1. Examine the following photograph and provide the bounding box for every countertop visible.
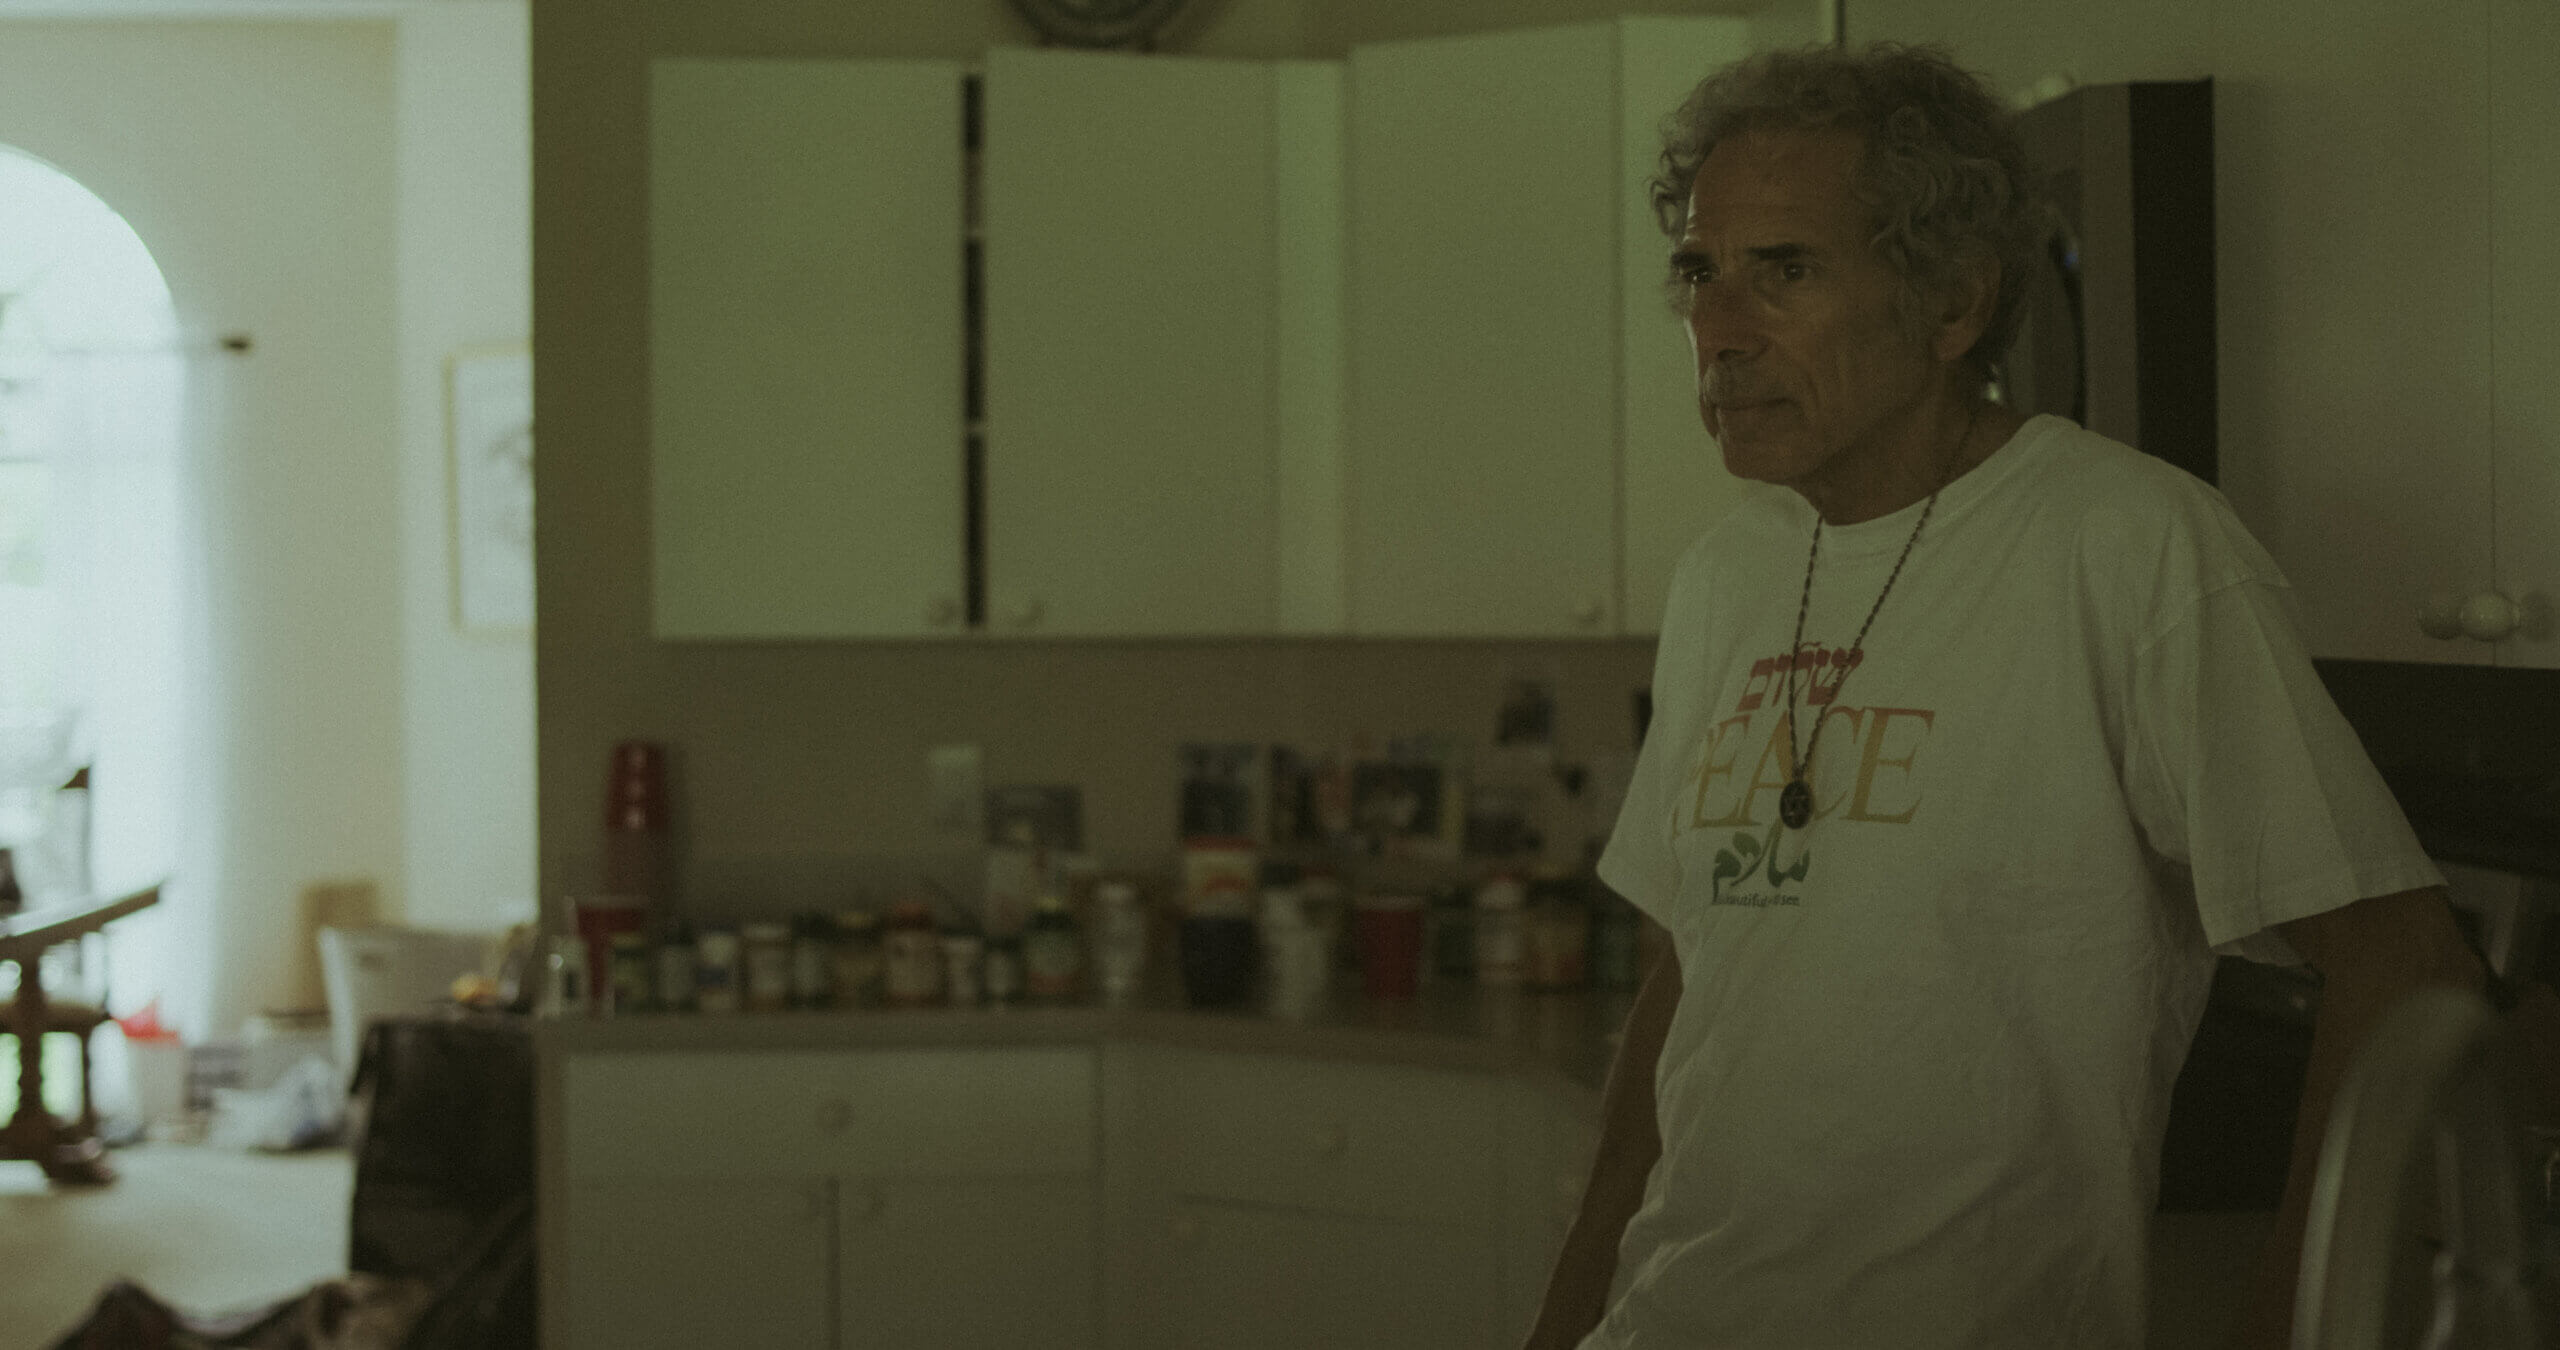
[535,978,1635,1100]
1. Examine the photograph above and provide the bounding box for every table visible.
[0,885,161,1184]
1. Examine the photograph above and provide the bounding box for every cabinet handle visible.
[1007,597,1044,629]
[1310,1122,1348,1158]
[2460,591,2520,642]
[1572,599,1604,628]
[928,596,960,628]
[2418,591,2466,641]
[815,1098,851,1132]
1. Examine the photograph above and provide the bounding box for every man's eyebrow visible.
[1666,242,1817,272]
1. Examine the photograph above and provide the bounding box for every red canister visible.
[1354,893,1426,1000]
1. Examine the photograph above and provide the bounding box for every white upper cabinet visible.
[648,59,966,640]
[982,48,1301,637]
[2214,0,2500,666]
[2488,0,2559,669]
[1344,17,1751,639]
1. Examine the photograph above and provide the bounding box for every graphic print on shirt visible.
[1685,640,1936,907]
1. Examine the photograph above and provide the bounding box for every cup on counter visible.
[572,894,650,987]
[1354,893,1426,1000]
[1177,915,1257,1008]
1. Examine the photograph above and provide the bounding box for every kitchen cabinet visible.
[982,49,1338,637]
[647,59,967,640]
[2486,0,2560,670]
[2215,0,2558,668]
[1343,17,1753,638]
[559,1177,835,1349]
[551,1045,1098,1350]
[1106,1043,1507,1350]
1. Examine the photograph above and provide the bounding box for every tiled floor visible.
[0,1141,351,1346]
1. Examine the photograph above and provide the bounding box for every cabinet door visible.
[1156,1197,1499,1350]
[982,48,1281,637]
[2212,1,2496,664]
[649,59,966,639]
[1346,24,1621,637]
[838,1174,1098,1350]
[2489,0,2560,669]
[560,1178,834,1350]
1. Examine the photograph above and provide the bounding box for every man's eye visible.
[1776,261,1809,282]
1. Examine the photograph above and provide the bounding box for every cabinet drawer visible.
[564,1046,1096,1181]
[1144,1048,1500,1224]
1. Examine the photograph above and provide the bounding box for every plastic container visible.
[882,902,944,1007]
[694,928,742,1014]
[1472,874,1528,988]
[1090,881,1149,1004]
[1354,893,1426,1000]
[1178,916,1257,1008]
[1023,895,1084,1002]
[1259,885,1330,1018]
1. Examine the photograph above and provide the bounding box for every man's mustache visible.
[1699,370,1785,406]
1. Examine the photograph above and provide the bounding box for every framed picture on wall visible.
[448,345,533,633]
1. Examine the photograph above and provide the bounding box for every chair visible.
[0,885,160,1184]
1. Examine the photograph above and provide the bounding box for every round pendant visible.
[1780,779,1813,829]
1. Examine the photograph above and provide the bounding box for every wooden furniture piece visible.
[0,885,160,1184]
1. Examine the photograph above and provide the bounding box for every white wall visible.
[394,3,537,935]
[0,7,535,1036]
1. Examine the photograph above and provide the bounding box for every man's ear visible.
[1929,251,2001,364]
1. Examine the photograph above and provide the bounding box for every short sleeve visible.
[2121,578,2443,963]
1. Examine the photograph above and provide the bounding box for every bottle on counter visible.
[1258,868,1329,1019]
[1472,873,1528,989]
[605,933,653,1015]
[882,901,945,1007]
[653,918,697,1012]
[790,912,835,1009]
[741,921,793,1012]
[1090,880,1149,1004]
[1523,874,1590,992]
[1591,888,1642,991]
[1022,894,1084,1003]
[830,908,884,1009]
[942,926,986,1007]
[984,934,1025,1006]
[695,927,743,1014]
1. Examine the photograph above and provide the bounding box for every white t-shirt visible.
[1585,414,2442,1350]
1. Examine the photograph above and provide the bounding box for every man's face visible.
[1674,127,1943,495]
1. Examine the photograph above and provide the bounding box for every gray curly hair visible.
[1649,42,2048,379]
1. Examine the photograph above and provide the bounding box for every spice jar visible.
[882,901,944,1007]
[830,909,883,1009]
[606,933,653,1015]
[742,922,793,1012]
[1090,881,1148,1004]
[1524,875,1590,991]
[790,913,835,1009]
[652,918,697,1012]
[694,928,742,1014]
[942,927,985,1007]
[1472,873,1528,988]
[1022,894,1084,1002]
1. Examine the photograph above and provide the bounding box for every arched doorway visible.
[0,142,201,1090]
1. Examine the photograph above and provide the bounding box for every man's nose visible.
[1686,280,1761,365]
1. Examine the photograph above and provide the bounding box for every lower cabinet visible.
[560,1177,835,1349]
[1156,1197,1498,1350]
[840,1174,1098,1349]
[549,1039,1601,1350]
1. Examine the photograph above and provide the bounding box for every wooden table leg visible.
[2,954,113,1186]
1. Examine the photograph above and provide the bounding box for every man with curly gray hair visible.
[1528,40,2479,1350]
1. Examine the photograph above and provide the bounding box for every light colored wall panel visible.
[1618,16,1756,637]
[649,58,966,640]
[1275,59,1349,635]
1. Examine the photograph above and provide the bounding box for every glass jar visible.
[1022,895,1084,1003]
[694,928,742,1014]
[605,933,653,1015]
[830,909,883,1009]
[1090,881,1148,1004]
[741,922,793,1012]
[1472,874,1528,988]
[882,901,944,1006]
